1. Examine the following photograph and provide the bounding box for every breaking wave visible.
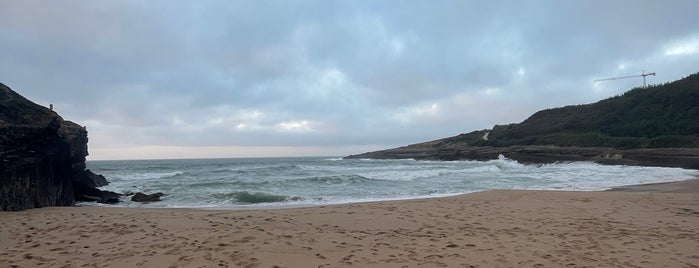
[213,191,290,204]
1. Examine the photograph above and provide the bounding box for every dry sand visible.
[1,180,698,268]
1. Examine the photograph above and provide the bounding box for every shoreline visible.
[78,175,699,211]
[607,177,699,193]
[2,179,698,267]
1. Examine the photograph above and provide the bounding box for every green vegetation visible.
[472,72,699,148]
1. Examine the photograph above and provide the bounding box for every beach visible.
[1,179,698,268]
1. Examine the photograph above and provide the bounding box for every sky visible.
[1,1,698,160]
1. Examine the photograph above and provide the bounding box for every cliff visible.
[0,83,119,211]
[347,73,699,169]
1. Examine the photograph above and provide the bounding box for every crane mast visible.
[594,70,656,88]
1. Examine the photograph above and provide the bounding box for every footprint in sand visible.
[232,236,256,243]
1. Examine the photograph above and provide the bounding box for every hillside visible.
[346,73,699,169]
[483,72,699,148]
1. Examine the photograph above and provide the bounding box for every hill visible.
[346,73,699,169]
[483,72,699,148]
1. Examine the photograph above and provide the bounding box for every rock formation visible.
[0,83,119,211]
[346,144,699,169]
[131,192,164,202]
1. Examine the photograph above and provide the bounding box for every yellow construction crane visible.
[594,70,656,88]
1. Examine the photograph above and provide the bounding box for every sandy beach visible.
[1,180,698,268]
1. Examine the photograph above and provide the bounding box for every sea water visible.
[86,155,698,208]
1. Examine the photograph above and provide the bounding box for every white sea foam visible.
[358,169,447,181]
[110,171,184,181]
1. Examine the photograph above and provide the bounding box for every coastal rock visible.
[73,178,121,204]
[0,83,117,211]
[131,192,164,202]
[73,169,109,188]
[346,145,699,169]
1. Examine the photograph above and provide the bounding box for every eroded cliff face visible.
[0,83,117,211]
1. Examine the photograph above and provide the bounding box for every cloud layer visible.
[2,1,698,159]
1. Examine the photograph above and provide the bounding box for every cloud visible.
[1,0,698,159]
[277,120,314,132]
[664,35,699,56]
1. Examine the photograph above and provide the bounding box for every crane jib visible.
[593,71,656,87]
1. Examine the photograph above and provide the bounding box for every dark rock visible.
[0,83,117,211]
[73,181,121,203]
[73,169,109,188]
[75,192,120,204]
[76,195,102,202]
[346,145,699,170]
[131,192,164,202]
[99,191,121,203]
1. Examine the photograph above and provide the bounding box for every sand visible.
[1,180,698,268]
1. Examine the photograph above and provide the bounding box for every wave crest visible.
[490,154,525,170]
[112,171,184,181]
[213,191,289,204]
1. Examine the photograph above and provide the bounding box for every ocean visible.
[86,155,698,209]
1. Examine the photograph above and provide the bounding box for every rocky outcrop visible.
[74,169,109,188]
[131,192,164,202]
[0,83,119,211]
[345,145,699,170]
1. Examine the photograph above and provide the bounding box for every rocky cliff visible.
[0,83,119,211]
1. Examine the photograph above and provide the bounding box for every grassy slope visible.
[471,72,699,148]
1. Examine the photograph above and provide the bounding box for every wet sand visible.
[1,179,698,268]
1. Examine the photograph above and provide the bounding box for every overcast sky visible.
[1,1,698,160]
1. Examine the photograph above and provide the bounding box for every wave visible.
[110,171,184,181]
[297,175,373,184]
[234,164,305,174]
[463,165,501,173]
[187,181,230,188]
[358,170,445,181]
[212,191,289,204]
[487,154,525,170]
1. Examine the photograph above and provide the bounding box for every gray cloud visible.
[1,0,698,159]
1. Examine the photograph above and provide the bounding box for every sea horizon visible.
[87,155,346,162]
